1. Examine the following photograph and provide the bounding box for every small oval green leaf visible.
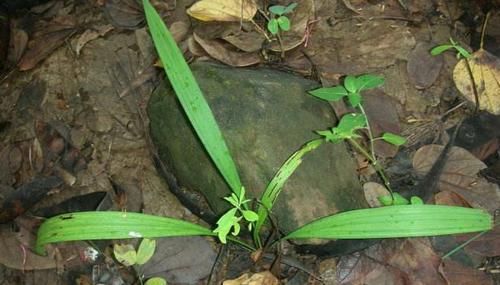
[347,92,362,107]
[136,238,156,265]
[344,75,357,93]
[378,193,409,206]
[242,210,258,222]
[267,19,279,35]
[277,16,291,31]
[114,244,137,266]
[283,3,298,14]
[382,133,406,146]
[269,5,286,15]
[145,277,167,285]
[356,74,385,91]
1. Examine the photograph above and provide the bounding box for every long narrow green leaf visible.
[254,139,323,246]
[143,0,242,196]
[283,205,492,240]
[36,212,214,255]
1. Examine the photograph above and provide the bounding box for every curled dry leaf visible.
[413,145,500,214]
[193,32,261,66]
[75,24,114,56]
[453,49,500,114]
[187,0,257,22]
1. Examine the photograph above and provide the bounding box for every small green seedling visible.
[114,238,167,285]
[214,187,258,243]
[267,3,297,35]
[309,74,406,197]
[431,38,471,59]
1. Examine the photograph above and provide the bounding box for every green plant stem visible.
[357,104,376,159]
[276,31,285,58]
[347,138,393,193]
[226,236,256,251]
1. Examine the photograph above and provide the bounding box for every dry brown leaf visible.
[75,24,114,56]
[223,271,279,285]
[439,259,493,285]
[453,49,500,114]
[193,32,260,66]
[187,0,257,22]
[413,145,500,214]
[338,238,445,285]
[407,42,443,89]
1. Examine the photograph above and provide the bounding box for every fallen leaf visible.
[407,42,443,89]
[193,32,261,66]
[223,271,279,285]
[187,0,257,22]
[439,259,493,285]
[18,15,77,71]
[453,49,500,114]
[7,26,29,65]
[75,24,114,56]
[222,30,265,52]
[0,217,57,270]
[413,145,500,214]
[338,238,445,285]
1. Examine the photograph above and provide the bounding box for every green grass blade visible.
[143,0,242,196]
[36,212,214,255]
[254,139,323,246]
[283,205,492,240]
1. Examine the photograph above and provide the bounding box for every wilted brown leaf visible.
[75,24,114,56]
[453,49,500,115]
[193,32,261,66]
[439,259,493,285]
[187,0,257,22]
[18,16,77,71]
[338,238,444,285]
[223,271,279,285]
[407,42,443,89]
[413,145,500,213]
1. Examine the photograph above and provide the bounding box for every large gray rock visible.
[148,62,367,232]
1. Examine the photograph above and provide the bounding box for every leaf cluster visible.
[267,3,297,35]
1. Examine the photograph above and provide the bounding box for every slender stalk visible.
[357,104,376,160]
[348,138,393,193]
[226,236,256,251]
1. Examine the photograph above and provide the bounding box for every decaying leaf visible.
[193,32,261,66]
[75,24,114,56]
[413,145,500,214]
[439,259,493,285]
[453,49,500,114]
[407,42,443,89]
[223,271,279,285]
[187,0,257,22]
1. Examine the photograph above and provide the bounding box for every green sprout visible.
[266,3,297,58]
[114,238,167,285]
[309,74,406,197]
[431,38,471,59]
[266,3,297,35]
[213,187,258,243]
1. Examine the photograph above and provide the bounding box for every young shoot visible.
[309,74,406,197]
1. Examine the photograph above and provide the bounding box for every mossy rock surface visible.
[148,62,368,232]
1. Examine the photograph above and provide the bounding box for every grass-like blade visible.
[143,0,243,196]
[254,139,323,246]
[283,205,492,240]
[36,211,214,255]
